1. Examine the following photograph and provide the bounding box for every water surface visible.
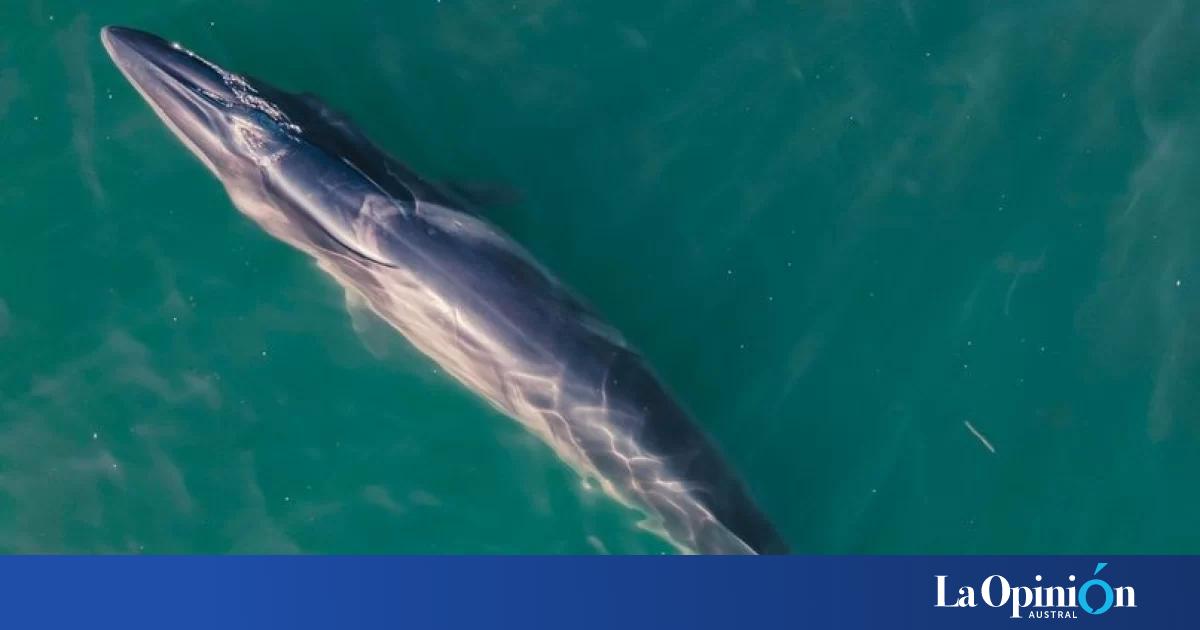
[1,1,1198,552]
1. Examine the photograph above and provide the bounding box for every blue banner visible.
[1,556,1188,628]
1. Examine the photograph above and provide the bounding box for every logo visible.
[935,562,1135,619]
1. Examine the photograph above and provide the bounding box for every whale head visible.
[101,26,302,184]
[100,25,419,258]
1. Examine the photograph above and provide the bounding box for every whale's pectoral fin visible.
[341,287,402,360]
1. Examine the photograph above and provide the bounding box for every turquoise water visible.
[1,1,1199,553]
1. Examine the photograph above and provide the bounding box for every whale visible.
[101,26,787,554]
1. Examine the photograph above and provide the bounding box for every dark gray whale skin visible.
[101,26,787,554]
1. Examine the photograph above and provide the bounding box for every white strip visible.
[963,420,996,454]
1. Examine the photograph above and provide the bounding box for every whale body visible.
[101,26,787,554]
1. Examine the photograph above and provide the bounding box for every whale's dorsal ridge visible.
[295,91,516,211]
